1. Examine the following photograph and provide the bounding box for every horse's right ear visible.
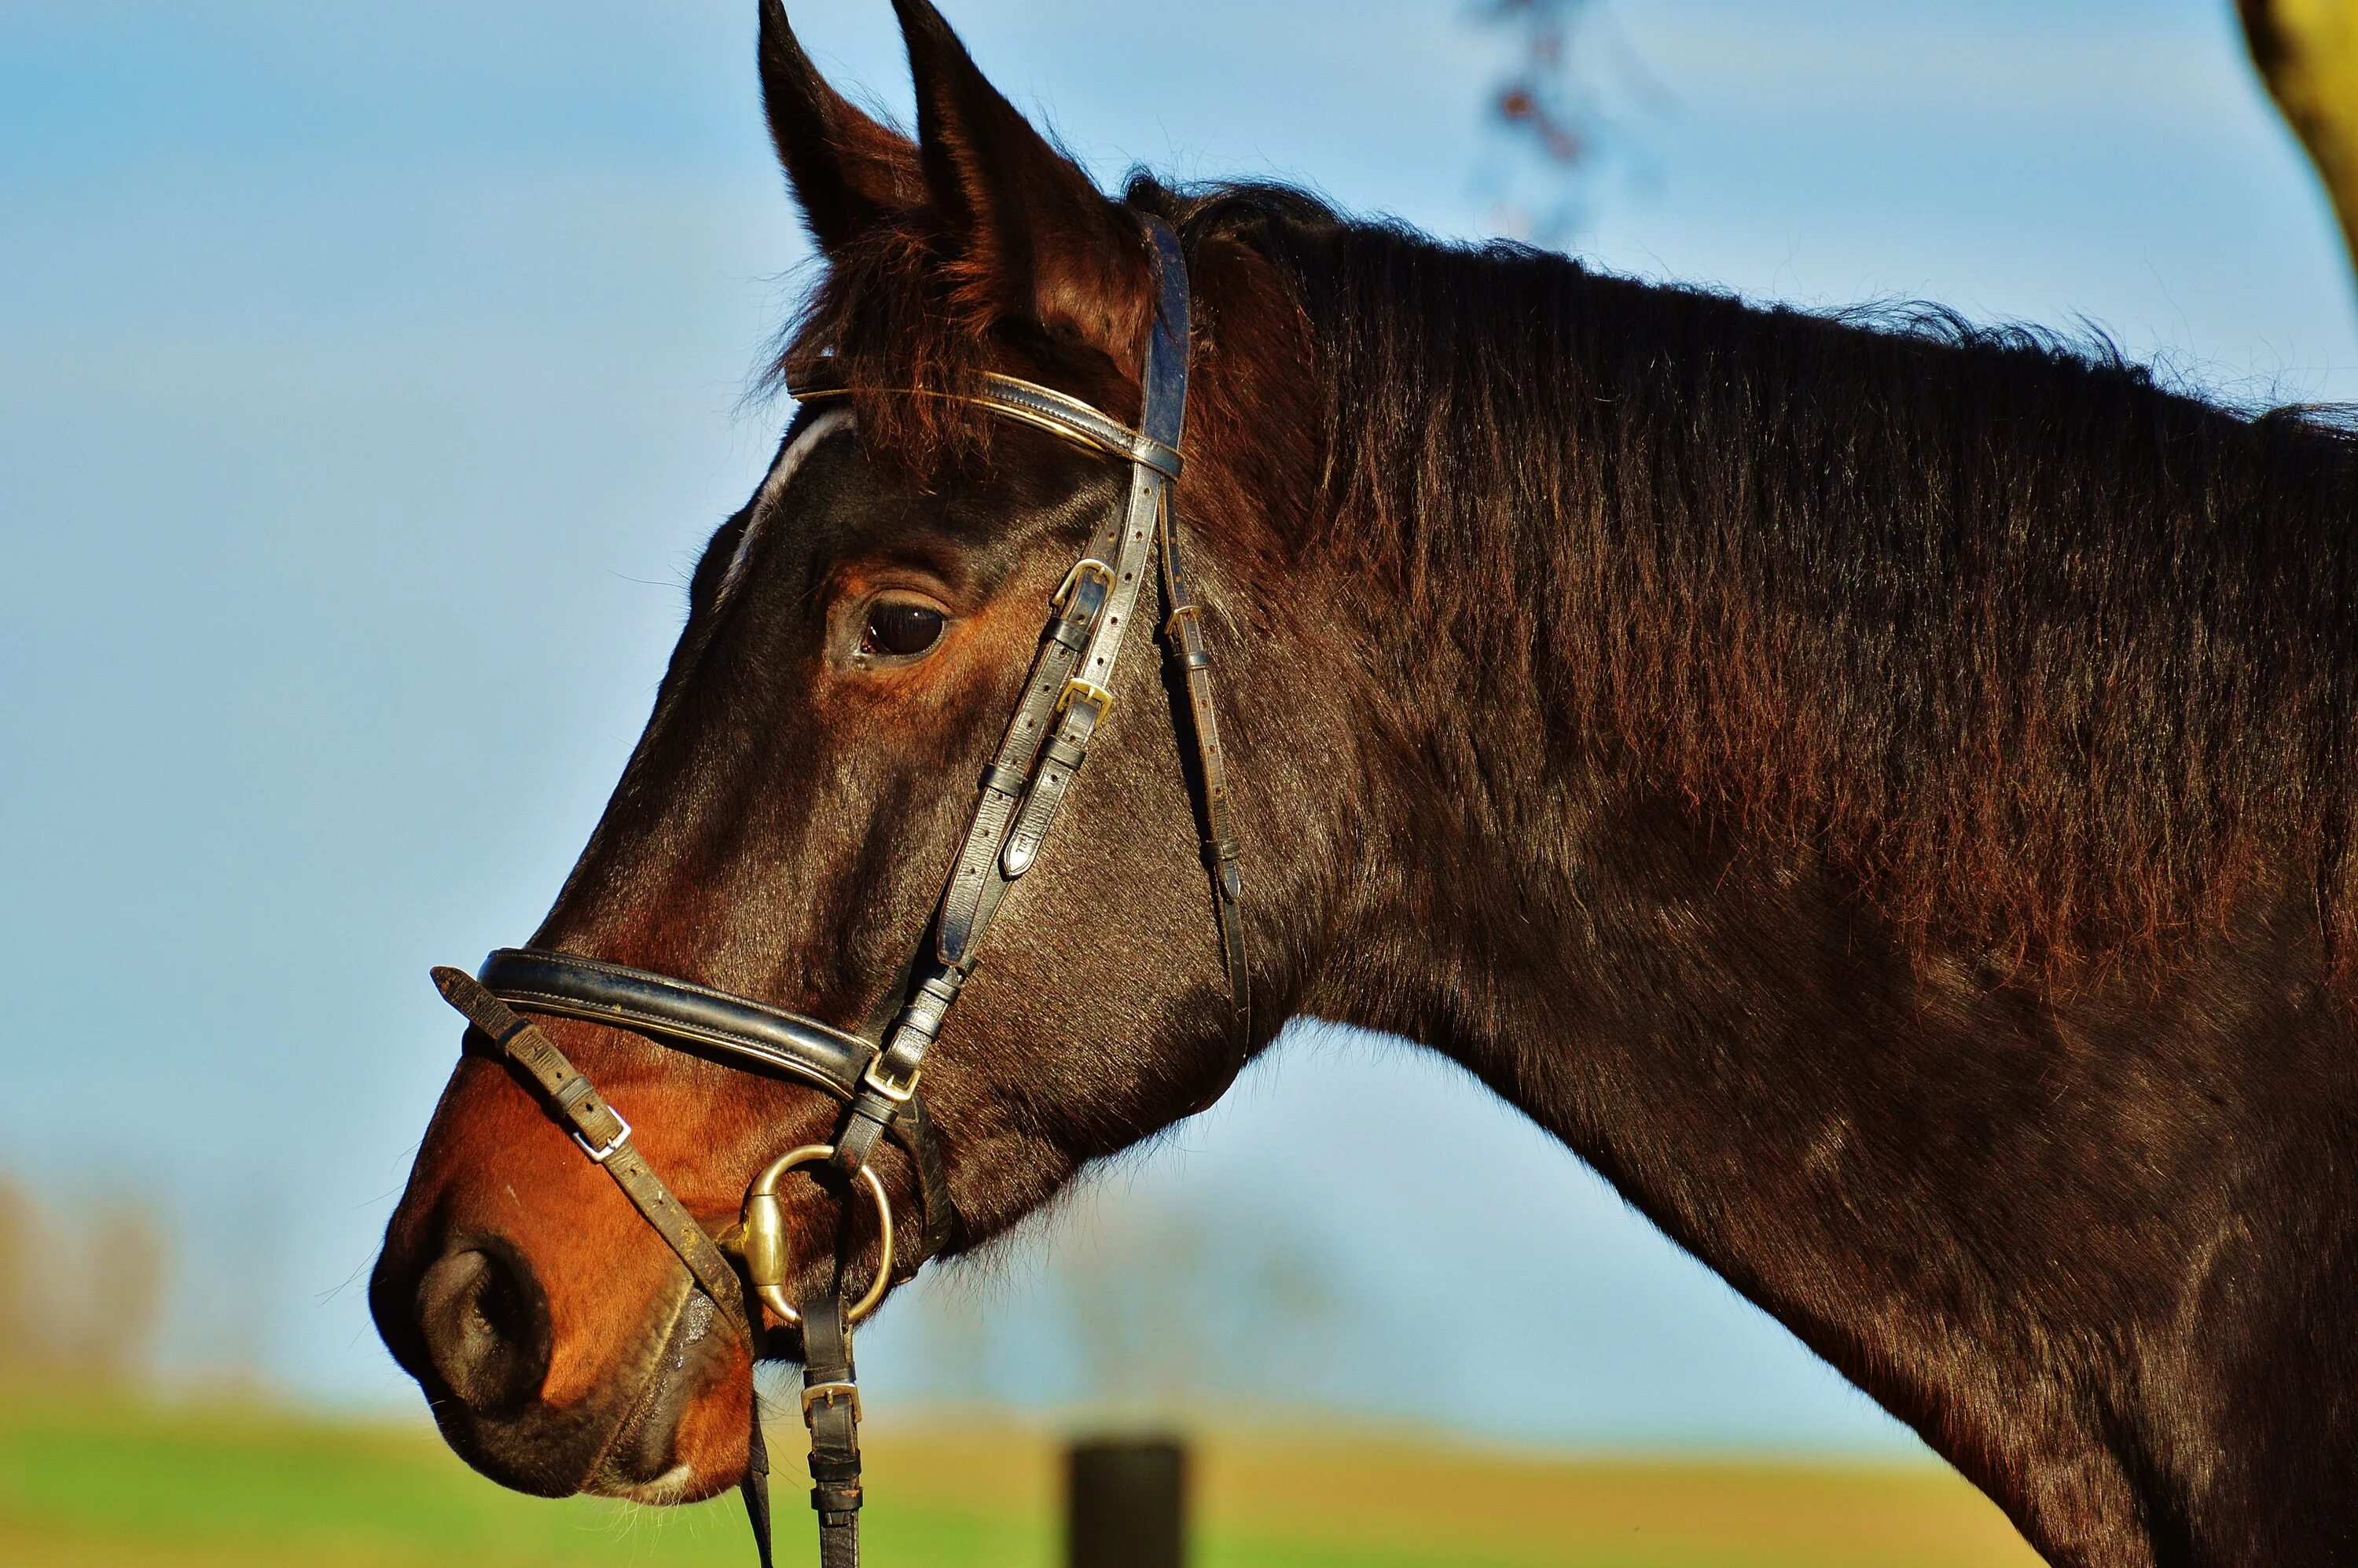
[758,0,920,254]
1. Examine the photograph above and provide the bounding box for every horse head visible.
[370,0,1330,1504]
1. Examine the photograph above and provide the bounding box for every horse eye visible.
[861,600,946,659]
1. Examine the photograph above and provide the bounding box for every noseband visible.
[429,214,1246,1568]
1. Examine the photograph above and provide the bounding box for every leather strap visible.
[794,372,1182,480]
[1001,678,1108,877]
[434,967,747,1309]
[829,968,960,1177]
[934,563,1112,960]
[800,1294,862,1568]
[1156,500,1251,1056]
[478,948,877,1094]
[430,210,1250,1568]
[822,216,1200,1192]
[740,1354,777,1568]
[476,947,961,1262]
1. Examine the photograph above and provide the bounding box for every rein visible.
[429,213,1245,1567]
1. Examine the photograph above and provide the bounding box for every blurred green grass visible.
[0,1389,2041,1566]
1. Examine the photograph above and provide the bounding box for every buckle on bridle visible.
[1055,678,1115,722]
[801,1381,861,1425]
[860,1053,920,1103]
[1052,557,1115,612]
[571,1109,633,1164]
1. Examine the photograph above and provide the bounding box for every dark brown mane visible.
[773,217,1003,479]
[788,171,2358,986]
[1184,176,2358,986]
[771,160,1152,486]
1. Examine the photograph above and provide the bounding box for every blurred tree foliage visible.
[1477,2,2358,288]
[2239,1,2358,280]
[0,1170,168,1383]
[1053,1192,1339,1413]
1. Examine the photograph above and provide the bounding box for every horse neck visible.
[1291,590,1900,1214]
[1259,402,2358,1565]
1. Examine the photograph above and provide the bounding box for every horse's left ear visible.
[892,0,1154,374]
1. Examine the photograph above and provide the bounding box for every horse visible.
[369,3,2358,1563]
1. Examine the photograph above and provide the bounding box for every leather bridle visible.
[428,214,1245,1567]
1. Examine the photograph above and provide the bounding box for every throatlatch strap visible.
[1155,497,1251,1056]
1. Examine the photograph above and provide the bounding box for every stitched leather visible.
[479,949,876,1096]
[801,1295,861,1568]
[1001,686,1106,876]
[435,968,748,1311]
[476,948,960,1262]
[793,372,1182,480]
[932,564,1111,957]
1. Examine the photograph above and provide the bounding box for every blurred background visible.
[4,1,2354,1562]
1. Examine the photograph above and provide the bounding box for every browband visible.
[788,370,1184,480]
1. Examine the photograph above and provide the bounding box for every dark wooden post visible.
[1066,1435,1187,1568]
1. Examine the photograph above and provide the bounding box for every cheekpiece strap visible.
[817,214,1208,1194]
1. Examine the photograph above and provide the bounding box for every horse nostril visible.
[415,1236,552,1417]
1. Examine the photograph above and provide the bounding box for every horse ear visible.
[758,0,921,255]
[891,0,1151,370]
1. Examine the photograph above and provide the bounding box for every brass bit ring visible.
[721,1144,894,1327]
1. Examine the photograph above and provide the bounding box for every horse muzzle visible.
[372,1225,747,1502]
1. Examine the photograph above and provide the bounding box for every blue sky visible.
[4,0,2353,1452]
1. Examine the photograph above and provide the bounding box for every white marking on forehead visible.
[720,406,854,603]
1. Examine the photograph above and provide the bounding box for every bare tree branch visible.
[1482,0,1600,168]
[1471,0,1618,241]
